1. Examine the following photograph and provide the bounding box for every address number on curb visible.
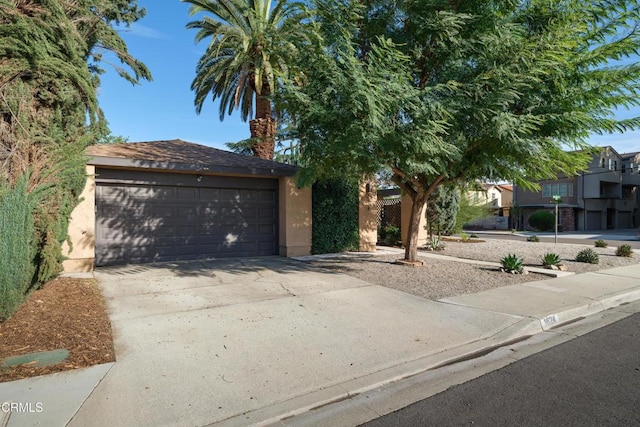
[541,314,560,329]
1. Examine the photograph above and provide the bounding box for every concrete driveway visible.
[69,257,529,427]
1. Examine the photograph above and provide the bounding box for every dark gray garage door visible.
[618,211,632,228]
[586,211,601,231]
[95,169,278,266]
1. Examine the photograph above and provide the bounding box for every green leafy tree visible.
[279,0,640,263]
[183,0,308,159]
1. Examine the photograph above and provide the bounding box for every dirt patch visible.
[305,239,640,301]
[0,277,114,383]
[306,254,550,300]
[439,239,640,274]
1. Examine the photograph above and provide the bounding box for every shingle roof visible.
[86,139,297,177]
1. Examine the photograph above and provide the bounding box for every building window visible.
[609,158,613,170]
[601,158,606,168]
[542,183,573,198]
[622,163,626,173]
[614,160,618,171]
[631,163,635,174]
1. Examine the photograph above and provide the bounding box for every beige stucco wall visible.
[62,165,96,272]
[401,193,428,247]
[278,177,312,257]
[358,179,378,252]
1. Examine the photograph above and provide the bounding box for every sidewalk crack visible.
[280,283,296,297]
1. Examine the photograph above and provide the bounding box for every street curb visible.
[213,286,640,426]
[276,300,640,427]
[211,317,543,427]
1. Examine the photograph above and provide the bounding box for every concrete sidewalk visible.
[1,257,639,427]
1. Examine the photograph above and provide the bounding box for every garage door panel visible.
[258,241,276,251]
[221,189,239,201]
[199,226,219,236]
[259,224,276,234]
[152,206,175,216]
[154,236,177,246]
[176,187,197,200]
[200,188,221,199]
[259,208,277,220]
[239,190,256,200]
[244,224,258,234]
[201,207,219,216]
[95,176,278,266]
[259,191,276,202]
[176,225,198,236]
[237,207,257,217]
[155,245,196,257]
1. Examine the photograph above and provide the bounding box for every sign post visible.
[552,195,562,244]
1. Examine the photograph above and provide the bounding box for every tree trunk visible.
[404,191,428,262]
[249,117,276,160]
[250,83,276,160]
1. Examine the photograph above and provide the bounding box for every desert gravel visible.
[440,238,639,274]
[303,238,640,301]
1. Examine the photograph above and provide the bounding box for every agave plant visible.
[500,254,524,274]
[541,252,561,268]
[576,248,599,264]
[425,236,445,251]
[615,244,633,257]
[594,239,608,248]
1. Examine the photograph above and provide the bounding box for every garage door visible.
[586,211,601,231]
[95,169,278,266]
[618,211,632,229]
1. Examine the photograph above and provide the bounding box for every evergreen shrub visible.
[0,175,38,320]
[312,179,359,254]
[528,210,555,231]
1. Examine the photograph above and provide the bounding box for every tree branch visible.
[391,164,421,196]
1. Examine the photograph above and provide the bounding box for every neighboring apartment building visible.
[465,183,513,229]
[513,146,640,231]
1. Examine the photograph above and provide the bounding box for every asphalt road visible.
[363,312,640,427]
[476,232,640,249]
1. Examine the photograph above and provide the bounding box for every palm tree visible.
[183,0,306,160]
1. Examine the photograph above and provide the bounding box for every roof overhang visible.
[88,155,297,177]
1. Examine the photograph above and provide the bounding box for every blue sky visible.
[98,0,247,150]
[97,0,640,154]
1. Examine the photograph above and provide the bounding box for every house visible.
[513,146,640,231]
[464,183,513,229]
[62,140,313,271]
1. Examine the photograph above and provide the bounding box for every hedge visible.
[312,179,359,254]
[528,210,555,232]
